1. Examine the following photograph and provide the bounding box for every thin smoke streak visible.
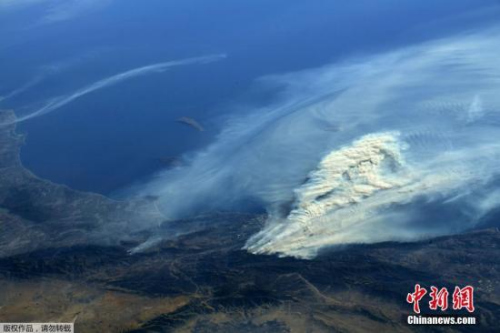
[3,54,226,125]
[0,76,43,103]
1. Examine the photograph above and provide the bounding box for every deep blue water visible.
[1,0,499,194]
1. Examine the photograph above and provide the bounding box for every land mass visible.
[0,110,499,332]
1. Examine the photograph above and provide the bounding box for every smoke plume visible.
[137,27,500,258]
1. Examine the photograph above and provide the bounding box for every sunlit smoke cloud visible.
[2,54,226,125]
[245,134,500,258]
[136,26,500,258]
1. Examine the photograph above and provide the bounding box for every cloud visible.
[135,26,500,258]
[2,54,227,125]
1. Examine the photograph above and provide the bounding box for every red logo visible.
[407,285,474,313]
[452,286,475,313]
[407,284,427,313]
[429,286,449,311]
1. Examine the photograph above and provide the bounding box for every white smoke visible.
[137,26,500,258]
[245,132,500,258]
